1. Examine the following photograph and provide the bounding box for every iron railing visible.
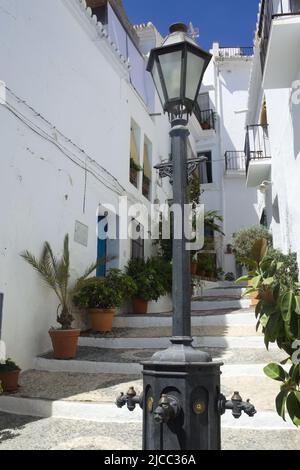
[259,0,300,72]
[142,175,151,200]
[218,47,254,58]
[245,124,272,173]
[225,151,246,172]
[193,104,215,131]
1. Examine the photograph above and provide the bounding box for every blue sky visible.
[123,0,259,50]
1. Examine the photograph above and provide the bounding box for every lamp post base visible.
[142,341,223,451]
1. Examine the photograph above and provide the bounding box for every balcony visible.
[217,47,254,59]
[225,151,246,175]
[142,174,151,200]
[245,125,272,187]
[193,104,215,131]
[259,0,300,88]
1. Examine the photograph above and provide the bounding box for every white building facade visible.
[188,44,259,278]
[246,0,300,265]
[0,0,173,368]
[0,0,259,369]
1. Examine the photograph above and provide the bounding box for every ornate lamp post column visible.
[117,23,256,451]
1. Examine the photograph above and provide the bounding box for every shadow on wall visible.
[290,95,300,160]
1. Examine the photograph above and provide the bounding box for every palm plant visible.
[21,234,104,330]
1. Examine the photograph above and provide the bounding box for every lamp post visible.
[116,23,256,451]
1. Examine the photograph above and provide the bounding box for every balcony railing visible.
[259,0,300,72]
[142,175,151,200]
[218,47,254,58]
[245,124,271,173]
[193,104,215,131]
[225,151,246,172]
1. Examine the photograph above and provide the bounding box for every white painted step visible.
[113,311,256,328]
[203,288,243,297]
[77,335,269,350]
[0,395,296,431]
[192,298,250,310]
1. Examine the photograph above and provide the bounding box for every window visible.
[130,121,141,188]
[291,0,300,13]
[198,151,213,184]
[142,137,152,200]
[198,92,210,111]
[131,220,144,260]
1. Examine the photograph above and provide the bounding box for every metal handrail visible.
[218,47,254,58]
[193,104,215,130]
[225,151,246,171]
[245,124,271,173]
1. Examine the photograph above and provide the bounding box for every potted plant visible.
[130,158,143,187]
[236,247,300,427]
[226,244,233,254]
[126,258,167,314]
[225,272,235,282]
[73,270,136,332]
[0,359,21,393]
[21,234,103,360]
[191,255,198,275]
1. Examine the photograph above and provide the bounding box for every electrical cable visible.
[2,86,126,196]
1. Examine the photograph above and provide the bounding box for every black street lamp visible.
[147,23,211,120]
[116,23,256,451]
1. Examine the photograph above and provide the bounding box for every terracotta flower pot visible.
[0,369,20,393]
[49,329,80,360]
[89,308,116,333]
[191,262,198,275]
[132,298,148,314]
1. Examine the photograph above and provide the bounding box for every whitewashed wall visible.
[0,0,170,368]
[193,56,258,276]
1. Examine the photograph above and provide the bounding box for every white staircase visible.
[0,284,299,450]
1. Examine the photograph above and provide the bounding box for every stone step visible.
[201,288,243,298]
[10,370,285,411]
[0,412,298,450]
[0,371,297,434]
[191,299,250,310]
[33,346,286,375]
[81,324,262,339]
[77,334,267,350]
[113,309,256,328]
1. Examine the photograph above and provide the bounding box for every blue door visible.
[97,216,108,277]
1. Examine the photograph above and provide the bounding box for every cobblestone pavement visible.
[0,412,299,450]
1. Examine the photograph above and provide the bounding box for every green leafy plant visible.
[0,359,20,372]
[130,158,143,172]
[232,226,272,268]
[237,241,300,426]
[73,270,137,310]
[21,235,106,330]
[148,257,172,294]
[126,258,167,302]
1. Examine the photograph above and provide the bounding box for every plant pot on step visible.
[0,369,20,393]
[191,261,198,275]
[49,329,80,360]
[89,308,116,332]
[132,298,148,314]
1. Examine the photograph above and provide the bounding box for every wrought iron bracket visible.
[154,156,206,185]
[218,391,256,419]
[116,386,143,412]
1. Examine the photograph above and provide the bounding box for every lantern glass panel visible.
[159,50,183,100]
[185,51,205,101]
